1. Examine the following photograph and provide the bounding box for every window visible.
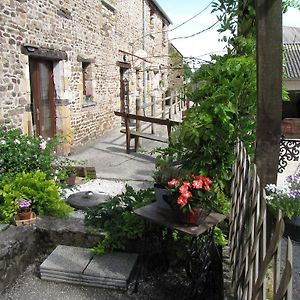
[82,62,94,107]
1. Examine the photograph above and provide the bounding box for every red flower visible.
[192,179,203,189]
[177,195,188,206]
[203,177,212,191]
[168,178,181,187]
[179,182,191,194]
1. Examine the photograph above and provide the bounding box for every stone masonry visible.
[0,0,176,153]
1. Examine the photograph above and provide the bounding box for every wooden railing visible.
[230,140,293,300]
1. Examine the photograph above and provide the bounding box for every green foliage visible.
[0,127,81,185]
[160,44,256,207]
[85,185,155,255]
[266,174,300,219]
[0,128,58,178]
[0,171,74,223]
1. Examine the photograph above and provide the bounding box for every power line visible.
[130,2,215,47]
[170,21,219,41]
[169,1,213,32]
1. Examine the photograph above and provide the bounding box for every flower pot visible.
[175,207,210,225]
[154,184,170,209]
[66,174,76,186]
[18,209,32,220]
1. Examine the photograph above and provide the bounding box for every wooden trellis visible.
[230,140,293,300]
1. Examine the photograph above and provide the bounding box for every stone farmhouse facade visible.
[0,0,177,154]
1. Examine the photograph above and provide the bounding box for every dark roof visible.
[283,26,300,43]
[284,43,300,79]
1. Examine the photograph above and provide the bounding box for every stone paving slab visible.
[40,246,138,290]
[83,252,138,281]
[40,245,92,274]
[40,270,127,286]
[41,273,127,289]
[41,276,127,289]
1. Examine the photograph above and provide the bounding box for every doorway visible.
[29,59,56,138]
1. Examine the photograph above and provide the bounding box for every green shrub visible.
[0,128,79,184]
[85,185,155,255]
[0,171,74,223]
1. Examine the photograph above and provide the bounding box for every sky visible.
[157,0,300,64]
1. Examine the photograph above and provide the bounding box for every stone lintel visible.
[21,45,68,61]
[116,61,131,69]
[77,56,95,63]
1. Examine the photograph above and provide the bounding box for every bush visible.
[0,170,74,223]
[0,127,78,184]
[85,185,155,255]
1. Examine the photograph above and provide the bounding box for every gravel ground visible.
[0,254,213,300]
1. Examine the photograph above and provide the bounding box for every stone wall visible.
[0,0,173,153]
[0,217,102,292]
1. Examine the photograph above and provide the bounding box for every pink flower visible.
[179,182,191,194]
[177,195,188,207]
[192,179,203,189]
[168,178,181,187]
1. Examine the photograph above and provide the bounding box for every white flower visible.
[26,140,31,145]
[39,140,47,150]
[14,139,20,145]
[0,140,6,145]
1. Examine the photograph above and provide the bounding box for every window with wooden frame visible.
[82,62,94,107]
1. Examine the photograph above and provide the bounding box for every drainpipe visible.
[143,0,147,109]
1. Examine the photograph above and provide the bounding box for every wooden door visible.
[29,59,56,138]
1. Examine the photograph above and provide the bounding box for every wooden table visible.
[134,202,226,298]
[134,202,226,236]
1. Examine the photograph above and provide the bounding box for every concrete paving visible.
[69,126,167,182]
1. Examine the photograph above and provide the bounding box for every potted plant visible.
[265,174,300,241]
[16,198,32,220]
[164,174,213,225]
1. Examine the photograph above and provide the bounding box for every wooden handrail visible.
[114,111,181,126]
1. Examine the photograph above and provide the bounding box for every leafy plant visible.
[165,175,213,214]
[0,171,74,223]
[85,185,155,255]
[266,174,300,219]
[0,127,82,186]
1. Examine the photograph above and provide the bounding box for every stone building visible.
[0,0,175,153]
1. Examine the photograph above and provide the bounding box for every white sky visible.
[157,1,300,63]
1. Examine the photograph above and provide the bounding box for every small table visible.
[134,202,226,298]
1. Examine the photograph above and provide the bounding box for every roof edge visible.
[150,0,172,25]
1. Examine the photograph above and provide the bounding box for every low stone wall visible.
[0,217,103,292]
[0,225,37,292]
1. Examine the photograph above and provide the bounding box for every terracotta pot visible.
[175,207,210,225]
[18,209,32,220]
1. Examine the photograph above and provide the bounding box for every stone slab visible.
[41,275,127,290]
[40,245,92,274]
[40,273,127,288]
[0,224,9,232]
[83,252,138,281]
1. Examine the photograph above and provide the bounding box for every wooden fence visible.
[230,140,293,300]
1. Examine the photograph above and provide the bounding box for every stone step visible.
[40,245,138,290]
